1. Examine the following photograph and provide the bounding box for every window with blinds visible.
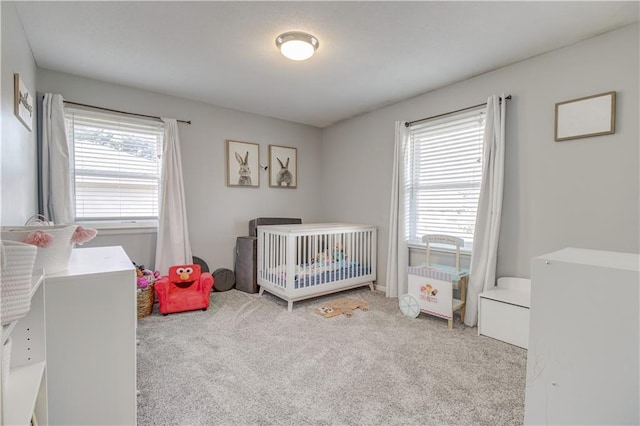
[405,106,485,251]
[64,107,164,221]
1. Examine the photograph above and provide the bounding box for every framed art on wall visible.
[269,145,297,188]
[226,140,260,187]
[555,91,616,142]
[14,73,34,131]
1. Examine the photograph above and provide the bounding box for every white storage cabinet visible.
[2,273,48,426]
[44,246,136,425]
[524,248,639,425]
[478,277,531,349]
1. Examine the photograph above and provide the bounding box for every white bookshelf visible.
[3,362,46,425]
[2,322,17,346]
[2,273,48,426]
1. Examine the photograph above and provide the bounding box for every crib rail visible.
[257,223,377,301]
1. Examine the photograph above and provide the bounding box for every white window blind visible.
[64,107,164,221]
[406,106,485,251]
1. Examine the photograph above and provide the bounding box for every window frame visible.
[405,106,486,252]
[64,106,164,227]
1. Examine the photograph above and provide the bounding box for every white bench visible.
[478,277,531,349]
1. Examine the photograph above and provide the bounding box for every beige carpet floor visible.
[136,287,526,425]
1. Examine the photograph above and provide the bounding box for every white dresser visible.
[44,246,136,425]
[524,248,639,425]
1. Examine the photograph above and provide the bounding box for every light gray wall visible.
[37,70,323,271]
[3,11,638,286]
[321,24,640,286]
[1,2,38,225]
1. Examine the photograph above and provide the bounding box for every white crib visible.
[257,223,377,311]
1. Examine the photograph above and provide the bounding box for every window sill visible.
[76,220,157,236]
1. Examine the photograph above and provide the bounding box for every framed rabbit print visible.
[269,145,297,189]
[226,140,259,187]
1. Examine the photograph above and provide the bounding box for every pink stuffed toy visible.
[135,264,160,290]
[72,226,98,245]
[137,276,150,289]
[22,230,54,248]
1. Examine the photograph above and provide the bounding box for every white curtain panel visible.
[41,93,73,224]
[385,121,409,298]
[465,94,506,326]
[155,118,193,275]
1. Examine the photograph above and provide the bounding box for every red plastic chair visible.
[154,264,214,315]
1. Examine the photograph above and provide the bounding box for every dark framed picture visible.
[14,73,33,131]
[269,145,297,188]
[555,91,616,141]
[226,140,260,187]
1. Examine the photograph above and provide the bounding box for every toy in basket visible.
[1,214,97,275]
[399,235,469,329]
[135,263,160,318]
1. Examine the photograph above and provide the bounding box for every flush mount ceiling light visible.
[275,31,319,61]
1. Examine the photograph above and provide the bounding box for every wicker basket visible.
[1,225,77,275]
[1,240,38,325]
[137,284,155,318]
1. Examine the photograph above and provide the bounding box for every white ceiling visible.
[14,1,639,128]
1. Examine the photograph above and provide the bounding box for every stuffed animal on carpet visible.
[315,298,370,318]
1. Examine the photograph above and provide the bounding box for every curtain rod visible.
[63,100,191,125]
[405,95,511,128]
